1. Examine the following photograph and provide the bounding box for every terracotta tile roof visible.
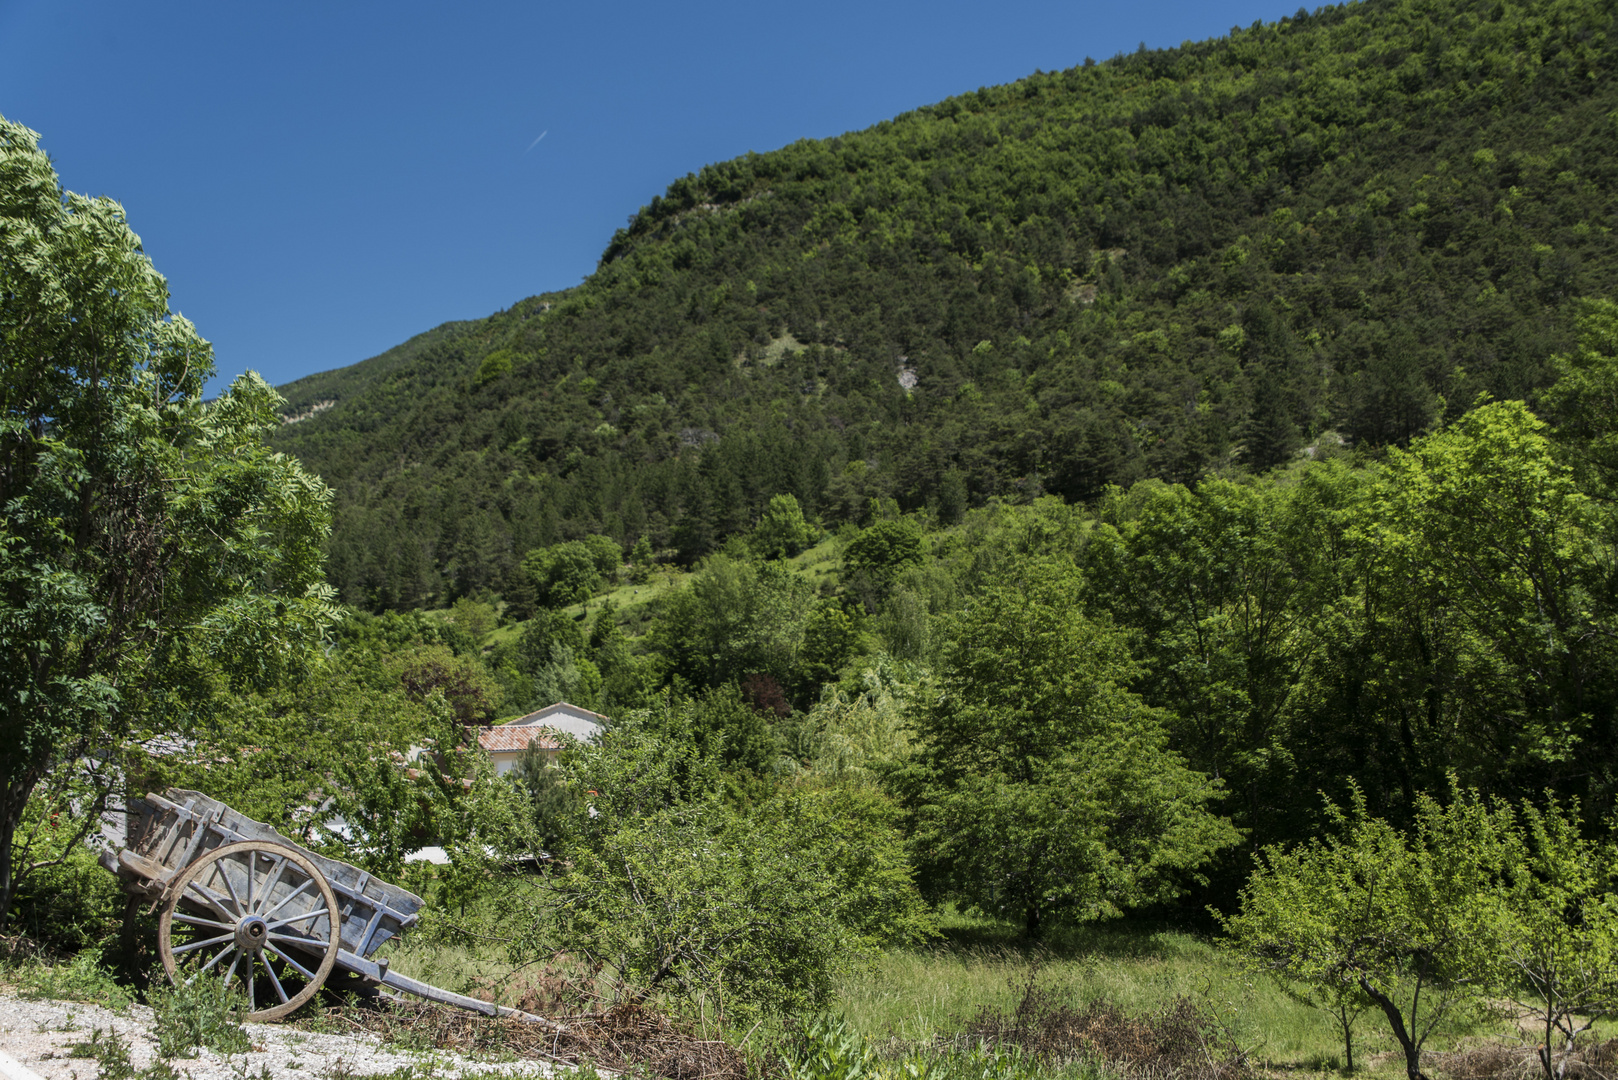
[477,726,563,754]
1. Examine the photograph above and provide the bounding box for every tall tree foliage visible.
[0,117,336,925]
[1344,400,1615,801]
[900,560,1238,936]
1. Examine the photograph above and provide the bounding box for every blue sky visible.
[2,0,1298,393]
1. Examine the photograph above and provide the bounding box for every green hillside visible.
[270,0,1618,611]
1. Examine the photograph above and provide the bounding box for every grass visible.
[14,944,135,1012]
[838,924,1285,1047]
[478,565,691,658]
[786,536,844,593]
[369,899,1507,1079]
[6,897,1568,1080]
[831,911,1514,1080]
[373,935,515,999]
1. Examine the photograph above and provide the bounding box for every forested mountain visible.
[270,0,1618,611]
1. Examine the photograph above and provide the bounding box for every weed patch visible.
[65,1027,180,1080]
[146,970,252,1057]
[19,945,134,1010]
[317,996,748,1080]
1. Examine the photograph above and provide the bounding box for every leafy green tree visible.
[585,603,660,713]
[1221,786,1523,1080]
[522,541,604,609]
[311,685,532,899]
[936,468,969,525]
[0,117,336,926]
[390,642,503,725]
[559,713,726,851]
[333,607,477,663]
[798,600,869,690]
[490,608,600,712]
[800,660,916,787]
[842,518,926,608]
[901,560,1237,937]
[581,533,622,576]
[651,555,813,689]
[1345,400,1615,803]
[844,519,924,577]
[1081,469,1361,854]
[1499,799,1618,1080]
[628,535,656,584]
[687,681,781,780]
[511,741,583,854]
[429,747,535,917]
[472,347,516,387]
[751,493,819,559]
[448,597,498,639]
[6,765,126,952]
[156,652,442,846]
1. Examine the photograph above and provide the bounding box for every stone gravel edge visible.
[0,994,565,1080]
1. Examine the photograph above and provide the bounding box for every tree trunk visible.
[0,806,15,932]
[1360,978,1428,1080]
[0,773,38,931]
[1339,1001,1356,1073]
[1025,903,1041,939]
[0,756,66,930]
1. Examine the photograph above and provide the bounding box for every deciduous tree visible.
[1499,799,1618,1080]
[901,560,1237,936]
[1221,786,1522,1080]
[0,117,336,925]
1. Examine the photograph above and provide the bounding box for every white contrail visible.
[524,130,548,153]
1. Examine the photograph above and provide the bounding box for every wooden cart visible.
[101,788,551,1025]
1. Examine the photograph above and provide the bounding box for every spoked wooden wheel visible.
[159,841,342,1021]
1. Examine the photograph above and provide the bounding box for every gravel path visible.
[0,995,564,1080]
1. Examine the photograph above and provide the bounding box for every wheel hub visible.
[235,915,269,952]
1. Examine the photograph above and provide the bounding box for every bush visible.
[7,837,124,954]
[7,784,126,955]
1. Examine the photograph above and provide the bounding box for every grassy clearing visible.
[833,912,1522,1079]
[785,535,844,593]
[837,920,1298,1051]
[476,567,690,664]
[369,900,1511,1078]
[482,536,845,664]
[565,566,691,627]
